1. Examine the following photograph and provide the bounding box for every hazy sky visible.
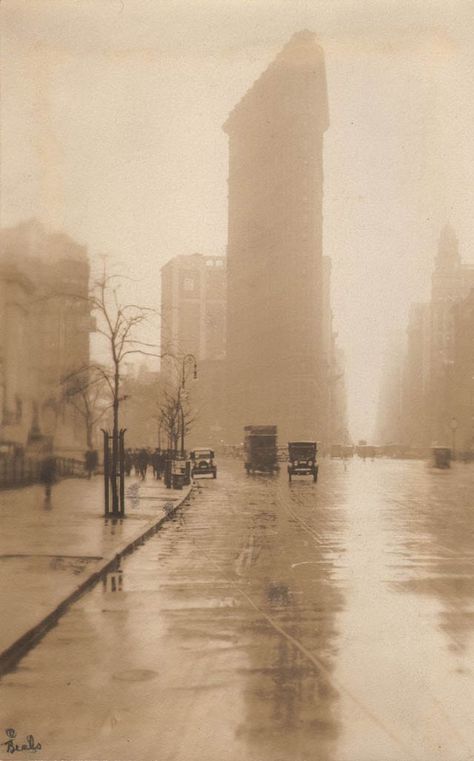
[2,0,474,439]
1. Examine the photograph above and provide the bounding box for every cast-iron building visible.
[224,30,330,443]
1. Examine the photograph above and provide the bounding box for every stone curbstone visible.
[0,484,194,678]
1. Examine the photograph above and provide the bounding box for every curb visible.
[0,484,194,678]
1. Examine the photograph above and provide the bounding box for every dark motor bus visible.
[244,425,278,474]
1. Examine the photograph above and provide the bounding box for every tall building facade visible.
[375,331,405,445]
[0,260,34,446]
[0,220,93,453]
[224,31,333,443]
[160,253,226,374]
[400,302,431,447]
[160,253,226,446]
[377,225,474,452]
[428,225,474,444]
[451,289,474,453]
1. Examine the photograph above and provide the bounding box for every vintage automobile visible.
[190,448,217,478]
[287,441,318,482]
[244,425,278,474]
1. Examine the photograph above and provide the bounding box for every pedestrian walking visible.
[152,448,163,479]
[40,455,57,501]
[84,449,98,479]
[137,448,149,480]
[133,450,140,477]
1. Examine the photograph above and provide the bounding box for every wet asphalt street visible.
[1,457,474,761]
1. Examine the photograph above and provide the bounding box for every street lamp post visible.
[179,354,198,457]
[181,354,198,389]
[158,417,163,450]
[180,402,186,457]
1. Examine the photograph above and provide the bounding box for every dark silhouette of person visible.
[132,450,140,477]
[84,449,98,479]
[40,455,56,500]
[152,449,163,479]
[137,449,149,480]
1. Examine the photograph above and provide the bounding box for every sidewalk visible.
[0,474,193,674]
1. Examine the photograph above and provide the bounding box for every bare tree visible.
[159,385,195,454]
[61,366,110,449]
[64,273,159,513]
[159,392,181,451]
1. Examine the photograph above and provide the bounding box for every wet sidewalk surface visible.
[1,458,473,761]
[0,475,190,660]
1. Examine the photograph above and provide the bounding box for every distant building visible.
[400,303,430,447]
[451,289,474,455]
[187,359,226,448]
[224,31,340,443]
[322,257,348,444]
[378,225,474,450]
[160,253,226,447]
[330,346,349,444]
[120,365,162,448]
[0,220,93,453]
[0,260,34,446]
[375,332,405,445]
[429,226,474,444]
[160,253,226,375]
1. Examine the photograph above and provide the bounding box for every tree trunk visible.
[111,365,120,514]
[86,421,93,451]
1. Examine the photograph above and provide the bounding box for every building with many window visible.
[160,253,226,446]
[0,219,93,454]
[160,254,225,371]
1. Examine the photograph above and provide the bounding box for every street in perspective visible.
[1,3,474,761]
[1,457,474,761]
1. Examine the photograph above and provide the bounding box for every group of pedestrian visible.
[38,447,168,504]
[124,448,167,480]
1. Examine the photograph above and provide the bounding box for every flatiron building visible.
[224,31,330,443]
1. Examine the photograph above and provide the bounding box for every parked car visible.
[190,448,217,478]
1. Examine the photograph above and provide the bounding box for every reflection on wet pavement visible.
[1,459,473,761]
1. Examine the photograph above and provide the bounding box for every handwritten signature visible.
[2,729,42,754]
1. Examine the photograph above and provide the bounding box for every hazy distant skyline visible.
[2,0,474,439]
